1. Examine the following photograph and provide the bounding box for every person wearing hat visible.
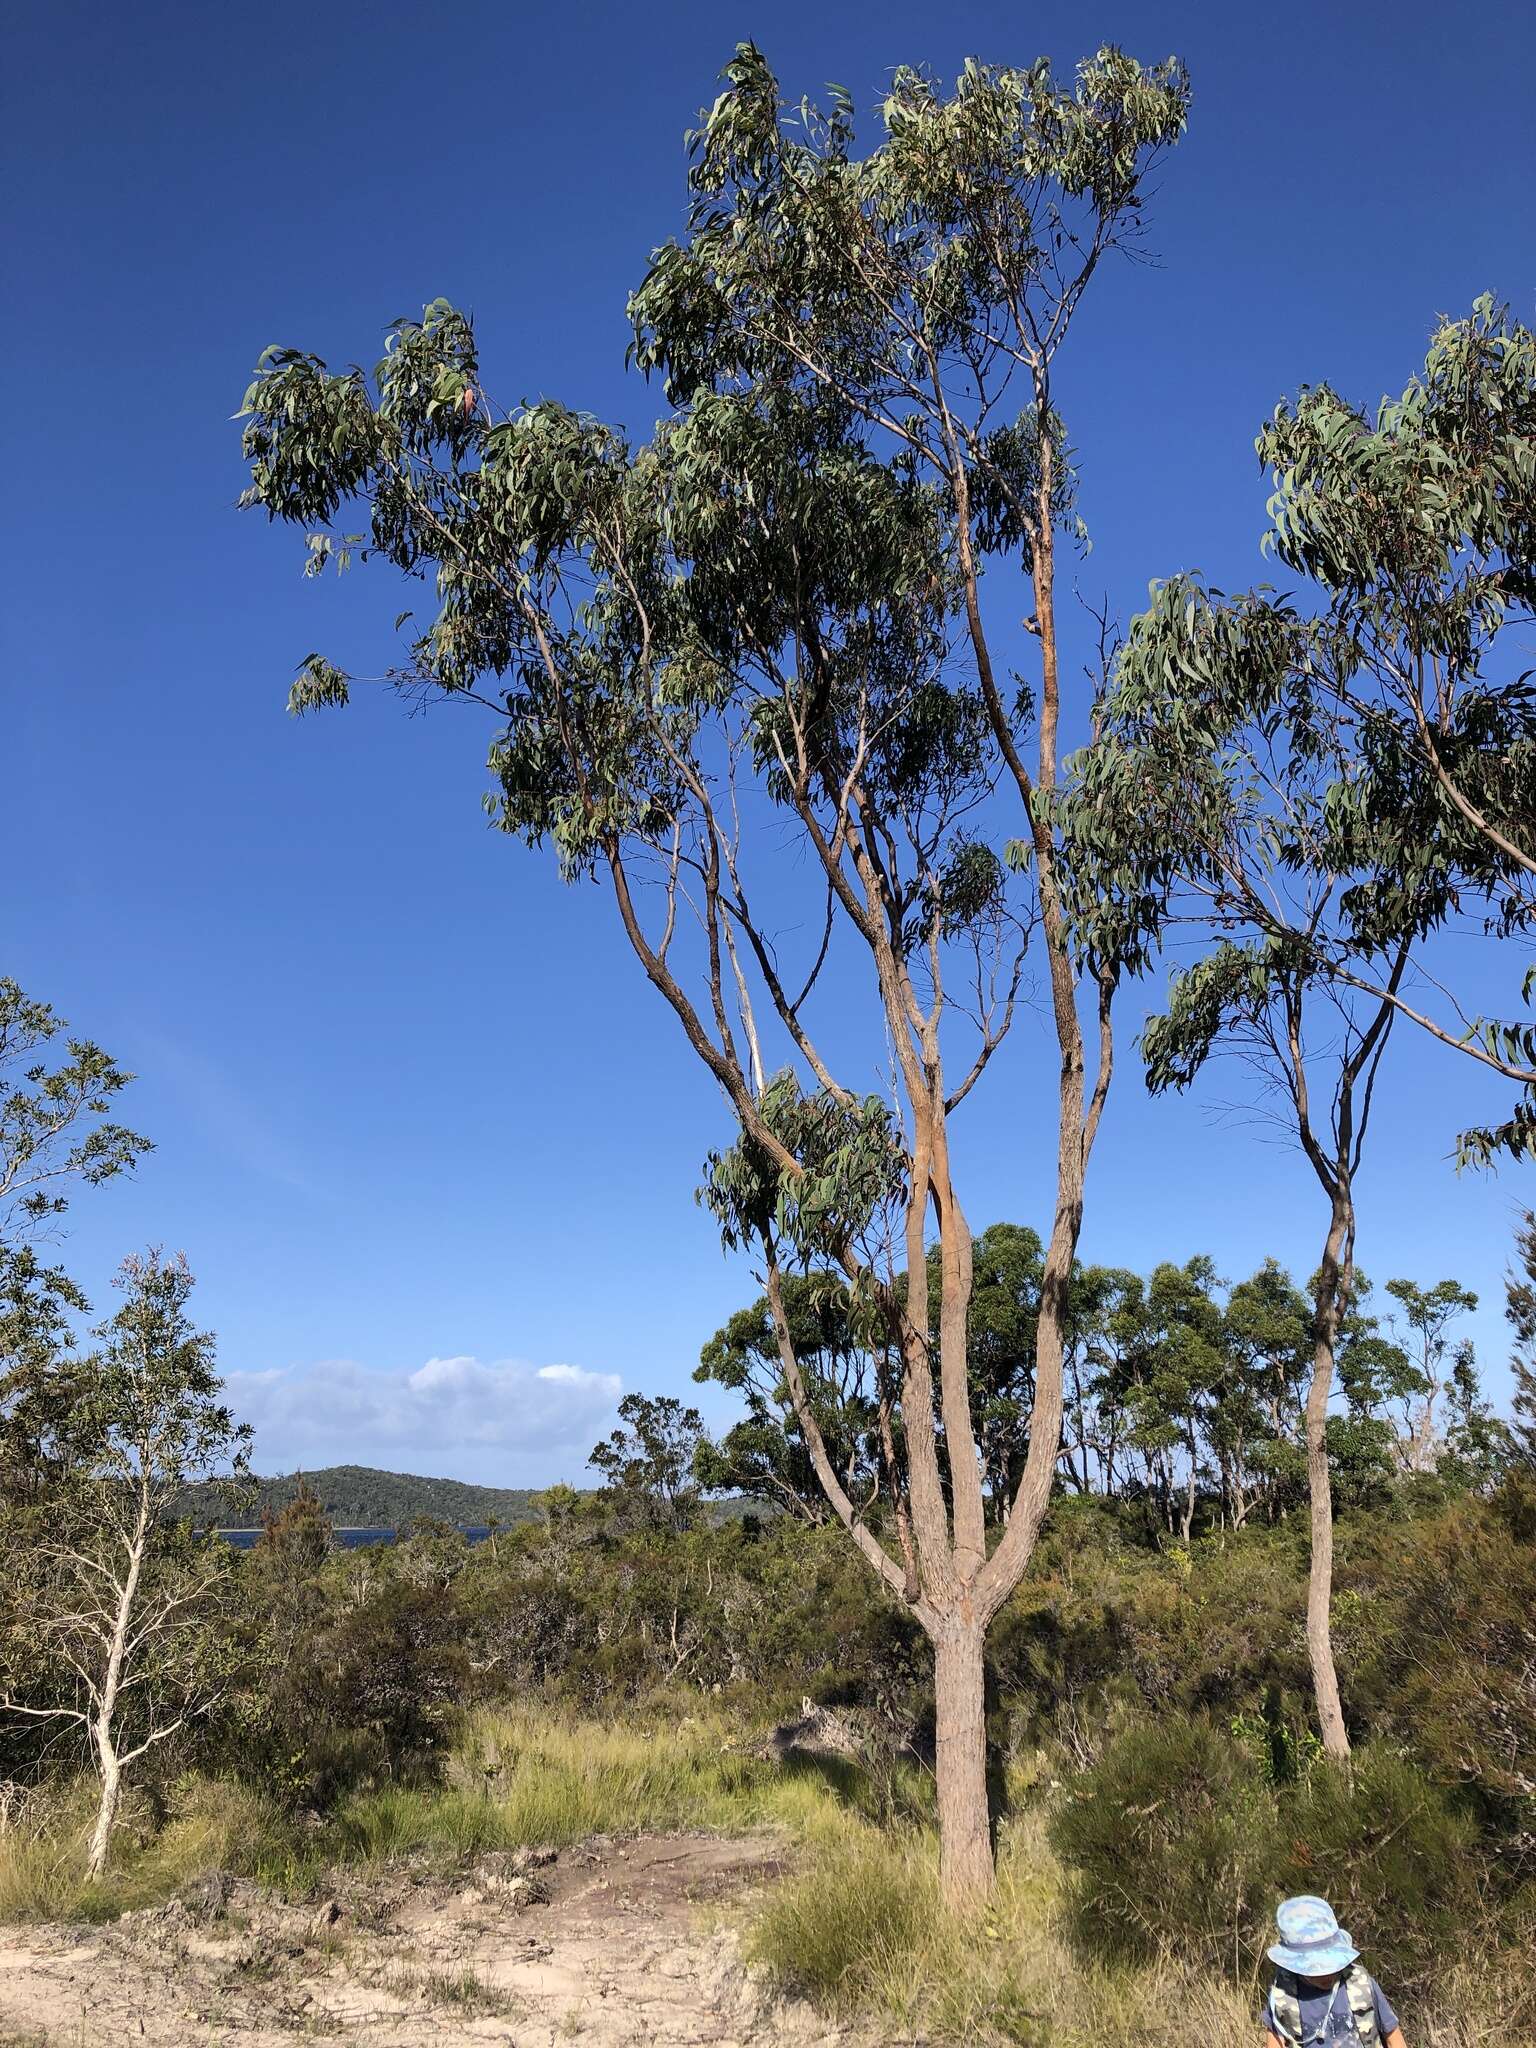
[1262,1895,1407,2046]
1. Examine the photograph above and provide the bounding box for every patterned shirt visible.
[1263,1972,1400,2044]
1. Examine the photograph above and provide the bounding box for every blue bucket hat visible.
[1268,1895,1360,1976]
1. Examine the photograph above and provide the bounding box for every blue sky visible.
[5,0,1534,1483]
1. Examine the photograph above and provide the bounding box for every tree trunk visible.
[84,1491,147,1881]
[1179,1439,1198,1543]
[86,1734,120,1881]
[1306,1198,1353,1763]
[932,1616,993,1907]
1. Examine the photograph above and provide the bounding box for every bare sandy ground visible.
[0,1832,866,2047]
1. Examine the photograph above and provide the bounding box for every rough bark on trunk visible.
[932,1618,993,1907]
[1306,1199,1353,1762]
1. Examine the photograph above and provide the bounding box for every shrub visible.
[751,1804,1259,2048]
[231,1576,473,1806]
[1277,1750,1486,1997]
[1230,1684,1322,1787]
[1052,1715,1505,2003]
[1351,1498,1536,1877]
[1049,1713,1280,1975]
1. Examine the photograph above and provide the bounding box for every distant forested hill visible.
[184,1464,547,1530]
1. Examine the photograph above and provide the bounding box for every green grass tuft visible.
[748,1822,936,2015]
[750,1805,1259,2048]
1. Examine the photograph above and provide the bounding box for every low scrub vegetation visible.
[0,1775,287,1923]
[752,1808,1262,2048]
[2,1477,1532,2043]
[1049,1720,1495,1997]
[754,1801,1536,2048]
[4,977,1535,2036]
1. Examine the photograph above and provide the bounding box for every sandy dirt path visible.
[0,1832,869,2047]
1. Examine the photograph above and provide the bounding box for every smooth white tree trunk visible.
[85,1735,121,1882]
[83,1497,146,1882]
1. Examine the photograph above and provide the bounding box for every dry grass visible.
[3,1713,1529,2048]
[389,1963,523,2020]
[1412,1928,1536,2047]
[0,1706,859,1916]
[0,1775,303,1921]
[748,1803,1536,2048]
[749,1804,1257,2047]
[329,1703,856,1866]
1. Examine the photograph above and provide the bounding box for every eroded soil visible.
[0,1831,863,2047]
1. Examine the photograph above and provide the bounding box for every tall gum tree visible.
[1075,593,1479,1754]
[236,44,1190,1902]
[1081,588,1421,1757]
[1241,303,1535,1165]
[1071,303,1536,1749]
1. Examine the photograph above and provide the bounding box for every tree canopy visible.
[237,39,1196,1901]
[1074,301,1536,1166]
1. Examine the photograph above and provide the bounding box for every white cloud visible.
[226,1353,623,1487]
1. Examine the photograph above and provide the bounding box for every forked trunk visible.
[932,1616,993,1906]
[1306,1198,1353,1762]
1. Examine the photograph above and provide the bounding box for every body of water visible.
[215,1526,497,1550]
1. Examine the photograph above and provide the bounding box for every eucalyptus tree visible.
[1077,580,1443,1757]
[1062,1262,1145,1498]
[1081,1257,1226,1537]
[696,1270,883,1524]
[1218,1258,1312,1526]
[2,1252,250,1879]
[0,982,151,1534]
[237,43,1189,1900]
[1381,1276,1479,1475]
[958,1222,1044,1515]
[588,1391,707,1535]
[1509,1212,1536,1467]
[0,978,150,1248]
[1137,1257,1228,1541]
[1238,301,1536,1165]
[1217,1263,1430,1518]
[0,1246,92,1515]
[1072,301,1536,1750]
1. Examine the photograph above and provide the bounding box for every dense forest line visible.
[180,1465,547,1531]
[689,1226,1515,1540]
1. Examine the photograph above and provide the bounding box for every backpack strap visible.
[1270,1969,1304,2044]
[1270,1966,1379,2045]
[1344,1965,1380,2046]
